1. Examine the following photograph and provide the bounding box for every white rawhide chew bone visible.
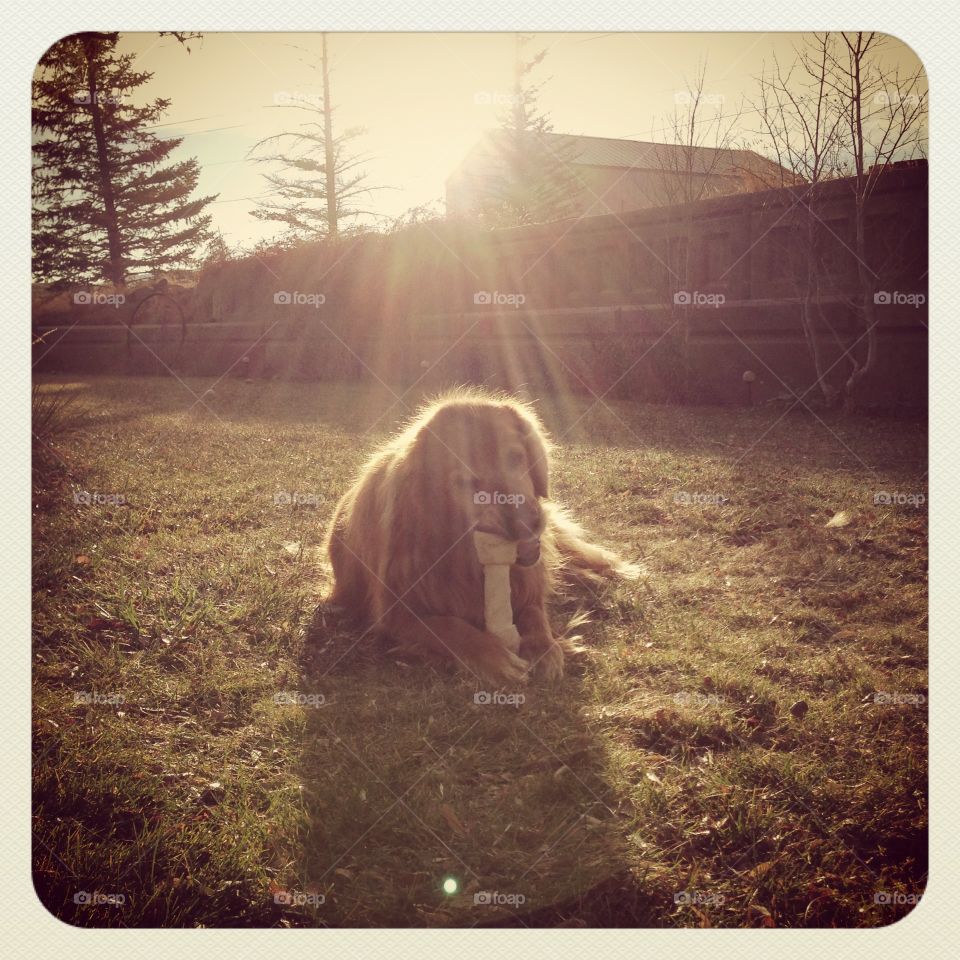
[473,530,522,654]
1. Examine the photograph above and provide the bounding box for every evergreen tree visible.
[479,34,584,227]
[32,32,216,286]
[202,229,232,266]
[248,33,379,243]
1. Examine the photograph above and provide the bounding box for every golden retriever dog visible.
[325,389,637,683]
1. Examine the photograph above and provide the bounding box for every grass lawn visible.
[32,375,927,928]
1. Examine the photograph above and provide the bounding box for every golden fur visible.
[325,388,637,682]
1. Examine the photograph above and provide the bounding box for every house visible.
[446,130,800,220]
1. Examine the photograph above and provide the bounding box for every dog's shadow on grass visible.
[288,599,666,928]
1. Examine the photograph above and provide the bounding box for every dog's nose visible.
[509,501,542,539]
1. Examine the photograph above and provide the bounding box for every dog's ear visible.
[512,407,550,499]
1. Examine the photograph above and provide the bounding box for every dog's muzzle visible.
[515,536,541,567]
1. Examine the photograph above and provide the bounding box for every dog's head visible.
[405,393,550,558]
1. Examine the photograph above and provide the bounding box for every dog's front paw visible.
[475,642,529,685]
[524,640,564,682]
[498,648,530,685]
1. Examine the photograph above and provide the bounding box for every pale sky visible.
[110,31,926,250]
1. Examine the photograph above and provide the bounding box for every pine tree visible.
[479,34,584,227]
[32,32,216,286]
[248,33,379,243]
[202,230,232,266]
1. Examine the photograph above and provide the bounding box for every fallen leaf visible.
[199,781,225,805]
[824,511,853,528]
[747,861,775,880]
[691,906,712,927]
[747,901,776,926]
[439,803,468,836]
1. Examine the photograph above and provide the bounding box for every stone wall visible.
[33,165,927,409]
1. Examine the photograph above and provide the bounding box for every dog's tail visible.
[545,502,642,587]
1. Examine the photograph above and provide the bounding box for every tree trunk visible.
[679,221,693,402]
[799,206,839,407]
[82,35,125,287]
[840,42,876,414]
[842,206,878,412]
[321,33,337,241]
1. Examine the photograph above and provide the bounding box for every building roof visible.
[474,129,789,180]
